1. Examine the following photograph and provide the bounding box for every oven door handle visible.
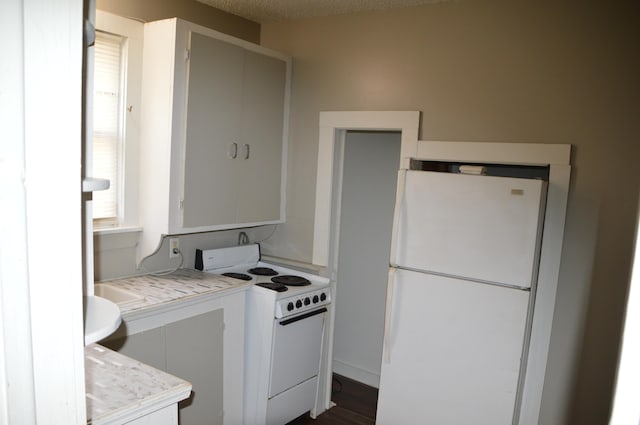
[279,308,327,326]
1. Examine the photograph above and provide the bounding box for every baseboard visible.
[332,358,380,388]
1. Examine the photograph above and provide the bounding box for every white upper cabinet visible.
[138,19,290,259]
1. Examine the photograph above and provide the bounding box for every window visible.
[92,31,124,226]
[93,11,143,230]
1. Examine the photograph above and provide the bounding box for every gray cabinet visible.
[182,33,286,227]
[166,310,224,425]
[138,18,291,260]
[104,327,165,371]
[181,34,242,227]
[103,309,225,425]
[237,49,287,223]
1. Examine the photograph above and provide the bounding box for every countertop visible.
[85,344,191,425]
[99,268,251,316]
[90,269,248,423]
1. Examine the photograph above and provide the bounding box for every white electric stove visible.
[195,244,331,425]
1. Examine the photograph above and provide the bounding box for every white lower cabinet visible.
[104,309,225,425]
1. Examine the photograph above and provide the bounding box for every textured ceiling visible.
[196,0,446,22]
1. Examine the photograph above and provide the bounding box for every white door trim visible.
[312,111,420,266]
[0,0,87,423]
[1,1,37,422]
[312,111,570,425]
[312,111,420,415]
[415,140,571,425]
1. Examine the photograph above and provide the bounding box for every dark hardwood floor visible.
[287,374,378,425]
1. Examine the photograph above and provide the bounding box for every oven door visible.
[269,308,327,397]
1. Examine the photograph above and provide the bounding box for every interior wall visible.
[96,0,260,43]
[333,131,401,387]
[260,1,640,424]
[94,226,278,281]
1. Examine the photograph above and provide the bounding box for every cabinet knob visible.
[243,143,250,159]
[228,142,238,159]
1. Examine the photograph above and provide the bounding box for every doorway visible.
[332,131,401,387]
[311,111,420,415]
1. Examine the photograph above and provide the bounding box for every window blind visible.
[92,31,124,221]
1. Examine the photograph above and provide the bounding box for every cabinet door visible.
[182,33,243,228]
[236,50,287,223]
[165,309,225,425]
[101,328,165,371]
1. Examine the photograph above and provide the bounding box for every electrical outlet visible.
[169,238,180,259]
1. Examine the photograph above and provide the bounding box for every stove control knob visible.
[296,300,303,308]
[287,302,294,311]
[313,295,319,304]
[320,292,327,302]
[304,297,311,306]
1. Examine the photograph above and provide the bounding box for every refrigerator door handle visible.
[389,170,407,267]
[383,267,397,363]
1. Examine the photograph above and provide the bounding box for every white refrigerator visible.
[376,169,547,425]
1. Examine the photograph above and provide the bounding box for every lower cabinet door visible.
[101,327,165,371]
[102,309,225,425]
[165,309,225,425]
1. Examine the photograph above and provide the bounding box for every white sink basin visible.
[84,295,121,345]
[94,283,144,306]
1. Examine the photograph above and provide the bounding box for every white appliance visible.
[377,169,547,425]
[195,244,331,425]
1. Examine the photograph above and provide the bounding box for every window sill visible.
[94,226,142,236]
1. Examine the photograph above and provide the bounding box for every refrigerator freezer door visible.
[377,268,529,425]
[392,171,546,288]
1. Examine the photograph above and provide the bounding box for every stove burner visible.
[271,275,311,286]
[256,282,288,292]
[248,267,278,276]
[222,272,252,281]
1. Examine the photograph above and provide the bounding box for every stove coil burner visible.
[248,267,279,276]
[271,275,312,286]
[256,282,288,292]
[222,272,252,281]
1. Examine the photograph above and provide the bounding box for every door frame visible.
[312,110,571,425]
[312,111,420,416]
[1,0,87,423]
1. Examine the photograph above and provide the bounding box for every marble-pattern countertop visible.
[98,268,250,315]
[88,269,245,423]
[85,344,191,425]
